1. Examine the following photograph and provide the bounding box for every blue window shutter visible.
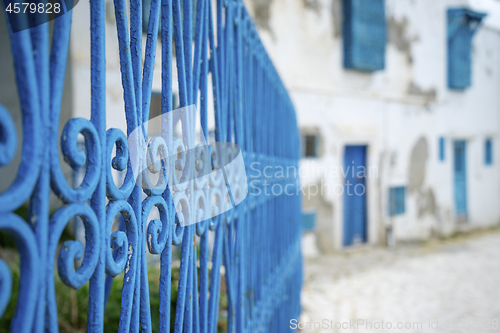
[389,186,405,216]
[485,139,493,165]
[439,137,445,161]
[343,0,386,72]
[302,211,316,232]
[447,8,486,90]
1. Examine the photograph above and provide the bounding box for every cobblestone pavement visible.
[299,231,500,332]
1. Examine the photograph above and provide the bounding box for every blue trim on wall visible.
[485,138,493,165]
[439,137,445,161]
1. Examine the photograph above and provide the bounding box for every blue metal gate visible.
[343,145,367,246]
[0,0,302,331]
[454,140,468,218]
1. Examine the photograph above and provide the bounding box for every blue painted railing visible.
[0,0,302,331]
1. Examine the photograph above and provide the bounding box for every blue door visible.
[454,140,468,218]
[343,145,367,246]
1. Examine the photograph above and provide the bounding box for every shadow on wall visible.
[252,0,274,36]
[408,137,438,221]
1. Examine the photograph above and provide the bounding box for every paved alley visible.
[299,231,500,332]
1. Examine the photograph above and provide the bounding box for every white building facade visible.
[243,0,500,252]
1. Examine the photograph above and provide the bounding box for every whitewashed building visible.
[243,0,500,252]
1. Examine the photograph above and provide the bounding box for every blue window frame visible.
[388,186,405,216]
[302,211,316,232]
[485,138,493,165]
[447,8,486,90]
[439,137,445,161]
[343,0,386,72]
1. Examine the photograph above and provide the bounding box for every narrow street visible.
[300,230,500,332]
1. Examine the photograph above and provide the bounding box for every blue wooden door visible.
[343,145,367,246]
[454,140,468,217]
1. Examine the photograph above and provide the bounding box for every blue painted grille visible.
[0,0,303,332]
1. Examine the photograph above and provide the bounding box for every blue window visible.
[388,186,405,216]
[447,8,486,90]
[485,138,493,165]
[343,0,386,72]
[439,137,445,161]
[302,211,316,232]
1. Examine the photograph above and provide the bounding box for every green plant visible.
[0,249,229,332]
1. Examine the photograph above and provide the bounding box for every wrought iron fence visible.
[0,0,302,331]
